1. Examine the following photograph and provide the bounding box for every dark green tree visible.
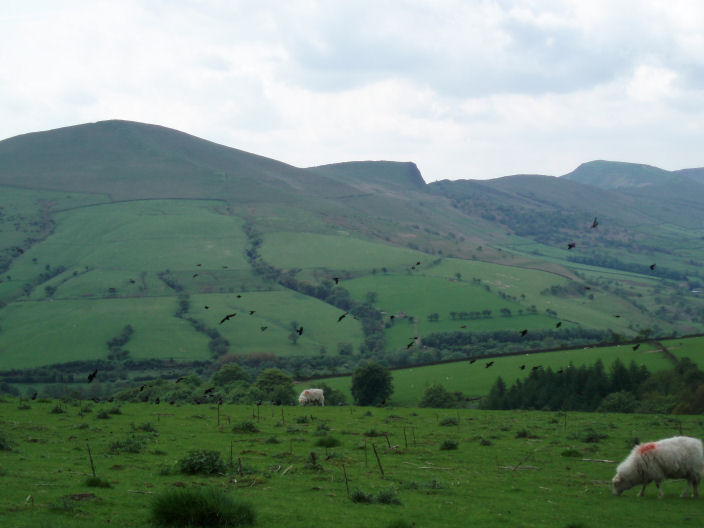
[350,362,393,406]
[419,384,456,408]
[256,368,294,403]
[212,364,250,386]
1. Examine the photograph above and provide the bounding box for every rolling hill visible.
[0,120,703,392]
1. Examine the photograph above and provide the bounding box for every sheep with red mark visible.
[612,436,703,498]
[298,388,325,406]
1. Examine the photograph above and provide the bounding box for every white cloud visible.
[0,0,703,181]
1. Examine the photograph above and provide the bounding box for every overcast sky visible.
[1,1,703,182]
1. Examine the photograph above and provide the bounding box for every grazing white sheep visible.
[298,388,325,406]
[612,436,703,498]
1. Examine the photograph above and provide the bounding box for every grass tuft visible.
[440,439,459,450]
[232,421,259,433]
[177,449,226,475]
[85,476,112,488]
[151,487,256,527]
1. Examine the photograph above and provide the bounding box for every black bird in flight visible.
[520,365,526,370]
[485,361,494,368]
[460,325,467,329]
[337,312,348,322]
[649,264,656,270]
[567,242,576,250]
[236,294,242,298]
[407,340,415,349]
[469,359,476,364]
[16,247,24,254]
[557,369,564,374]
[532,366,542,371]
[175,377,186,383]
[192,273,198,278]
[139,385,146,391]
[296,326,303,335]
[219,313,237,324]
[583,286,591,290]
[333,277,340,284]
[196,263,202,267]
[632,343,641,351]
[389,315,395,321]
[260,326,268,331]
[87,369,98,383]
[249,310,256,315]
[204,387,215,394]
[155,398,160,405]
[204,306,210,310]
[129,279,136,284]
[31,392,38,400]
[555,321,562,328]
[614,314,621,318]
[169,400,175,405]
[520,329,528,337]
[591,217,598,228]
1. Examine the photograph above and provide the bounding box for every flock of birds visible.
[77,216,659,391]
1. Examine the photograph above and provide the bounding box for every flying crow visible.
[337,313,348,322]
[567,242,576,250]
[219,313,237,324]
[87,369,98,383]
[591,217,598,228]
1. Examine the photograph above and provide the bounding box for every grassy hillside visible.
[1,120,703,387]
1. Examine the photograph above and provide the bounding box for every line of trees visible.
[482,357,704,414]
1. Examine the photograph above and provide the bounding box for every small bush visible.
[295,415,310,424]
[108,406,122,415]
[151,487,256,527]
[85,476,112,488]
[108,435,143,454]
[50,405,65,414]
[375,488,402,505]
[315,423,331,433]
[96,410,110,420]
[132,422,157,433]
[178,449,226,475]
[439,417,459,426]
[479,437,492,446]
[575,428,608,444]
[315,436,341,448]
[363,429,383,437]
[0,433,13,451]
[515,429,529,438]
[440,439,458,450]
[350,488,374,504]
[232,421,259,433]
[264,436,281,444]
[18,403,31,410]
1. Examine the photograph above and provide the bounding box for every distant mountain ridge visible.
[562,159,703,189]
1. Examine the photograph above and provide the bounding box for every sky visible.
[1,1,703,182]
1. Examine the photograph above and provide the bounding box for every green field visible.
[1,400,704,527]
[317,341,674,406]
[260,231,427,271]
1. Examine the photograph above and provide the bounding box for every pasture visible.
[317,341,673,406]
[1,400,704,527]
